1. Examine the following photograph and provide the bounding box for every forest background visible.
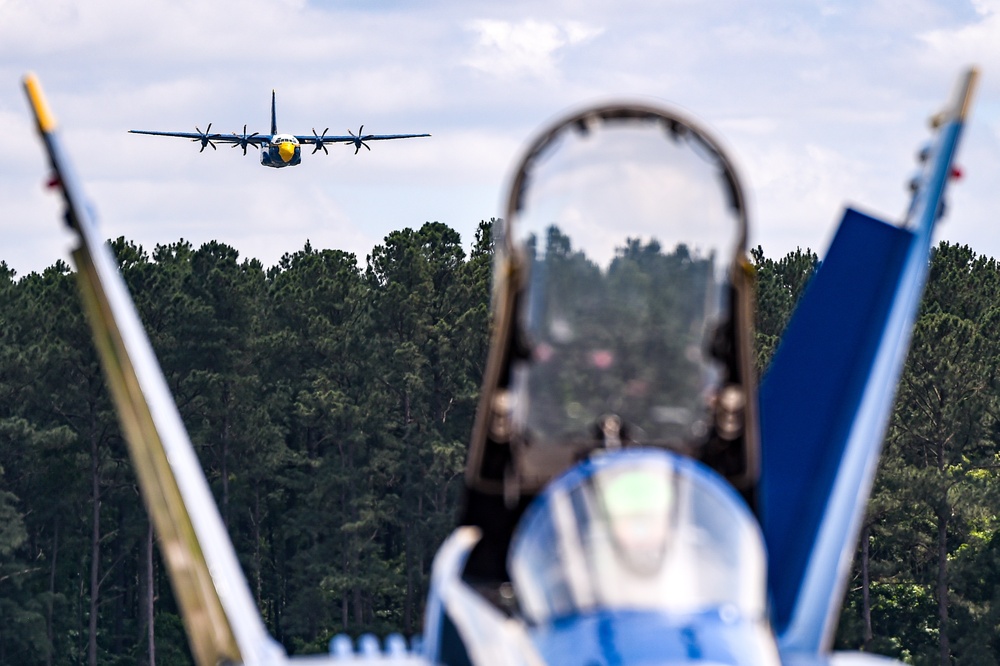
[0,219,997,666]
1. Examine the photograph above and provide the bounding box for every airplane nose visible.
[279,142,296,162]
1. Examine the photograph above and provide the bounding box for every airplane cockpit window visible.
[484,105,750,494]
[508,450,766,624]
[510,115,739,448]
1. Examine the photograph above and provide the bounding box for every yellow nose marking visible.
[279,141,295,163]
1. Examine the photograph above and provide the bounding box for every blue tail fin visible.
[270,90,277,135]
[757,67,978,658]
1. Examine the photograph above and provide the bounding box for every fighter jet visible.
[23,67,977,665]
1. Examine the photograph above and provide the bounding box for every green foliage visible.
[750,245,818,373]
[0,222,492,661]
[3,230,1000,664]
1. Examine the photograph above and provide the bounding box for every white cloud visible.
[3,0,999,278]
[972,0,1000,16]
[918,5,1000,69]
[463,18,603,80]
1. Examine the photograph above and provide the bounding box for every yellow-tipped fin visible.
[23,72,58,134]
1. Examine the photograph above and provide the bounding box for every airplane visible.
[129,90,430,168]
[23,67,977,666]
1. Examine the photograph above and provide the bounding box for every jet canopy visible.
[471,103,752,496]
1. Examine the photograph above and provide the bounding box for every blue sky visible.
[2,0,998,277]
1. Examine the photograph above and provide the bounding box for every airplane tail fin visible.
[271,90,277,135]
[758,67,978,657]
[23,72,285,666]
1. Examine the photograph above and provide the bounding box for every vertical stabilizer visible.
[758,67,978,657]
[271,90,277,135]
[23,72,286,666]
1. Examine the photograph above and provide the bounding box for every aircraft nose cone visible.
[279,142,296,163]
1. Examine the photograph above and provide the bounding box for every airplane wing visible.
[24,73,285,666]
[298,133,431,143]
[295,128,430,154]
[129,128,272,149]
[757,67,978,661]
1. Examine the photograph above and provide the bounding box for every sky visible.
[2,0,1000,278]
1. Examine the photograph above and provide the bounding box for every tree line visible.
[0,221,998,665]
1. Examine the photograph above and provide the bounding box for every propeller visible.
[348,125,371,154]
[231,124,260,156]
[312,127,330,155]
[192,124,220,152]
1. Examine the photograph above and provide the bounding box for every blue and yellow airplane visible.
[25,68,978,666]
[129,90,430,168]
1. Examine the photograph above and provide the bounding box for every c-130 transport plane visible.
[24,67,977,666]
[129,90,430,168]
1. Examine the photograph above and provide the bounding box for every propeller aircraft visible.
[129,90,430,168]
[23,67,978,666]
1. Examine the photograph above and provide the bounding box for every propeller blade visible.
[349,125,369,155]
[229,125,259,156]
[194,124,219,153]
[312,127,332,155]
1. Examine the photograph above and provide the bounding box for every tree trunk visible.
[937,509,950,666]
[403,521,413,634]
[114,508,127,656]
[935,434,949,666]
[221,398,230,529]
[46,518,58,666]
[145,521,155,666]
[352,571,364,630]
[88,429,101,666]
[253,482,262,605]
[861,522,873,650]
